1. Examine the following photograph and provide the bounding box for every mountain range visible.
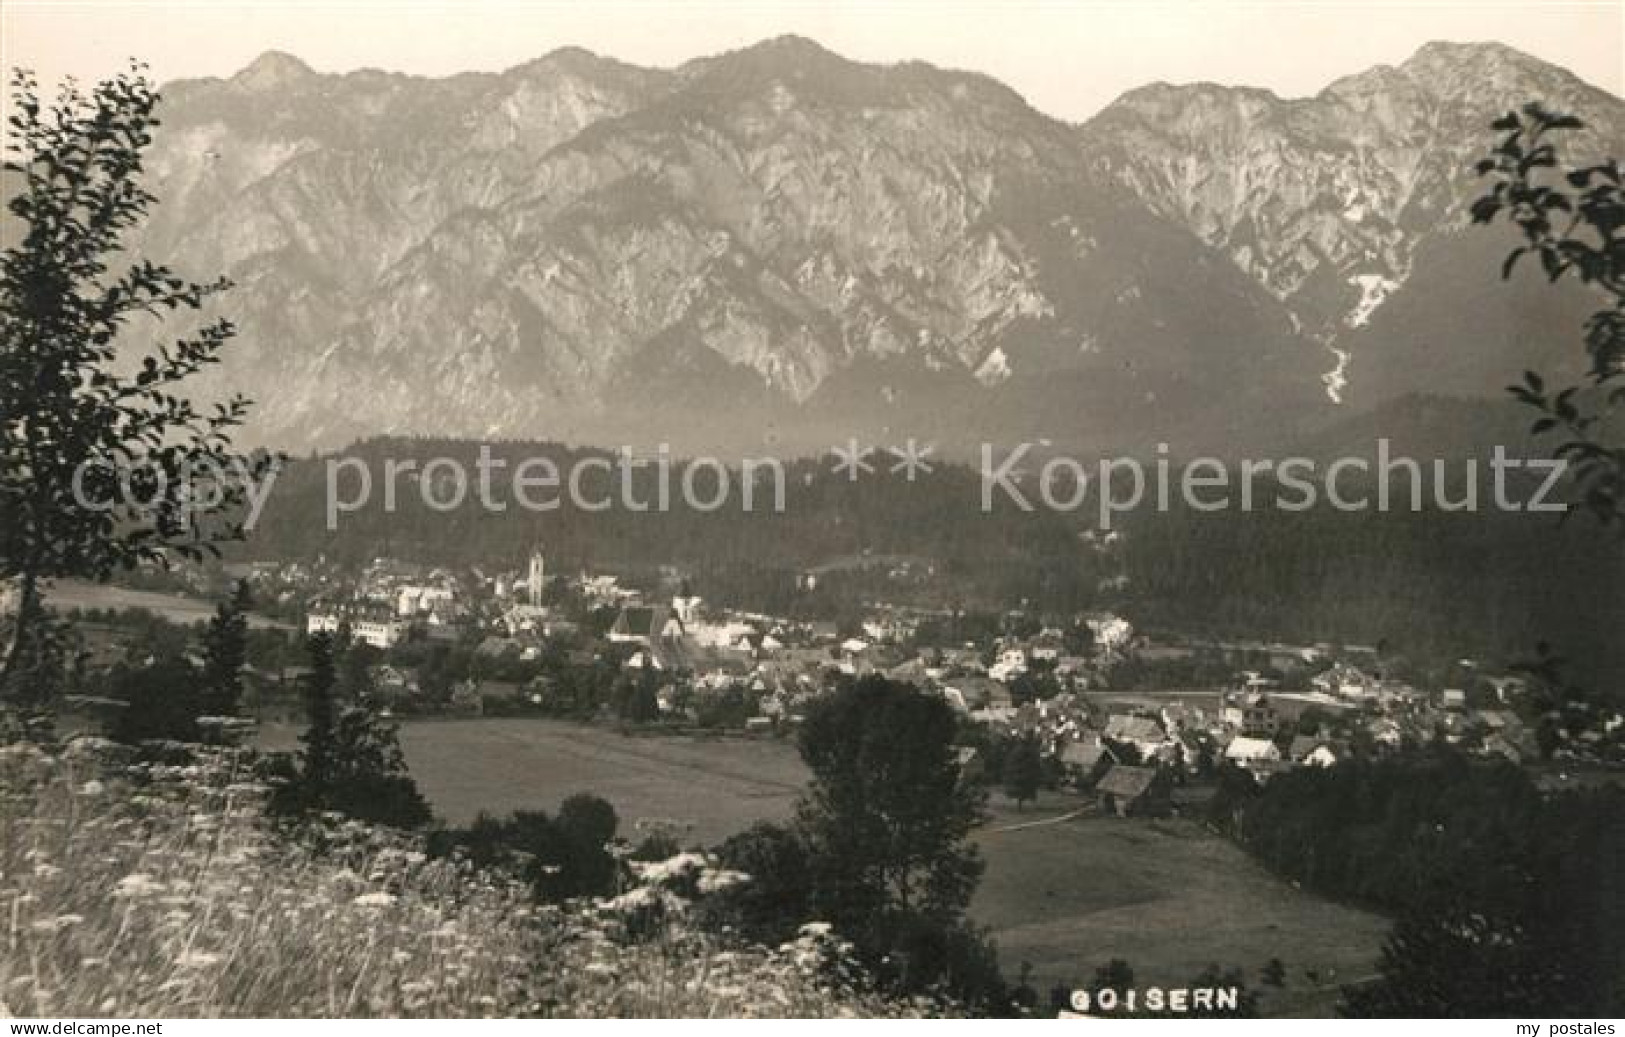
[124,37,1625,455]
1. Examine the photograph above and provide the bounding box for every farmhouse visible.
[943,676,1011,712]
[1312,662,1376,700]
[1104,714,1171,759]
[609,604,685,645]
[1288,735,1340,767]
[1303,745,1340,768]
[1287,734,1321,764]
[1060,734,1116,782]
[1225,736,1282,770]
[1094,765,1170,817]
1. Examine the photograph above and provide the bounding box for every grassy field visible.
[384,718,1386,1014]
[973,795,1388,1015]
[45,578,291,629]
[395,718,808,845]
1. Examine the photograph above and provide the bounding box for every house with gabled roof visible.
[1028,632,1066,662]
[1094,764,1170,817]
[609,604,685,645]
[1104,714,1173,760]
[943,676,1010,712]
[1287,734,1323,764]
[1060,733,1116,782]
[1303,744,1340,768]
[1225,736,1282,769]
[1312,661,1376,700]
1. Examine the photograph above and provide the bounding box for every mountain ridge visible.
[121,38,1623,455]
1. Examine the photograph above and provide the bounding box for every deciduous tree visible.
[1,67,272,717]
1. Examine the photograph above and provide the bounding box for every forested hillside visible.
[239,438,1625,689]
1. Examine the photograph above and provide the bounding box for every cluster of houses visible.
[303,552,569,648]
[942,655,1623,816]
[34,548,1621,804]
[279,553,1625,787]
[297,556,473,648]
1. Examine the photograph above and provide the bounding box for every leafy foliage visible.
[106,655,202,745]
[1473,103,1625,525]
[427,794,622,902]
[712,821,818,943]
[1209,747,1624,1015]
[0,67,273,711]
[797,676,986,923]
[1001,733,1043,809]
[793,675,1005,1006]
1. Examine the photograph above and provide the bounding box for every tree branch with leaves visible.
[1472,102,1625,526]
[1,65,276,719]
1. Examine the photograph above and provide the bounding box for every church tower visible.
[527,550,546,606]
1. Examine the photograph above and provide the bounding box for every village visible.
[120,544,1614,818]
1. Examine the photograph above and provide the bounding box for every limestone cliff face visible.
[129,38,1620,452]
[1081,42,1624,360]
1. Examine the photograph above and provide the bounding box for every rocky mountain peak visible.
[124,38,1620,452]
[230,50,316,92]
[1083,39,1623,359]
[503,45,659,86]
[721,33,845,66]
[1401,39,1571,92]
[1320,40,1602,112]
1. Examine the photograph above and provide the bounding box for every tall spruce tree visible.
[271,630,429,829]
[300,631,339,792]
[199,580,251,717]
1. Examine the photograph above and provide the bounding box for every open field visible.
[973,797,1388,1015]
[395,718,808,845]
[384,718,1385,1014]
[45,579,292,629]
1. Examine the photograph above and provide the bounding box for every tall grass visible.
[0,739,944,1018]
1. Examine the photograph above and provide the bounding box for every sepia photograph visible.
[0,0,1622,1024]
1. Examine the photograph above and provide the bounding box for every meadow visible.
[974,797,1388,1015]
[388,718,1387,1014]
[45,579,291,629]
[395,718,807,845]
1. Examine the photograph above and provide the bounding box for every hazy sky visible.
[2,1,1621,122]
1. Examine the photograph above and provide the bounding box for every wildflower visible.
[29,914,82,933]
[0,743,46,765]
[175,951,222,969]
[630,851,710,884]
[697,869,750,895]
[76,780,106,797]
[112,873,164,898]
[352,891,397,908]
